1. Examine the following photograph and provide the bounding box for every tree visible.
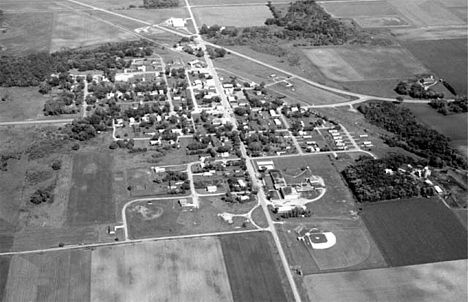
[51,160,62,170]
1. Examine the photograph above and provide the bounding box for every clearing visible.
[303,47,428,82]
[67,152,115,226]
[91,238,233,302]
[192,5,272,27]
[219,232,292,302]
[303,259,467,302]
[362,197,468,267]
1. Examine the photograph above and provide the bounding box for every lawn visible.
[219,232,291,302]
[362,197,468,267]
[67,152,115,226]
[303,259,467,302]
[91,238,233,301]
[404,103,468,156]
[3,250,91,302]
[192,5,272,27]
[50,11,137,53]
[403,39,467,95]
[303,47,428,82]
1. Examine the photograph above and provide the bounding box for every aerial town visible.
[0,0,466,301]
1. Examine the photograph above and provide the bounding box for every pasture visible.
[403,39,467,95]
[192,5,272,27]
[219,232,291,302]
[50,11,137,53]
[404,103,468,156]
[303,259,468,302]
[67,152,115,226]
[362,197,468,267]
[3,250,91,302]
[303,47,428,82]
[0,256,10,301]
[189,0,286,6]
[91,238,233,302]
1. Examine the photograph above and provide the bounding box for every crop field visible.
[303,47,428,82]
[67,152,115,226]
[403,39,467,95]
[404,103,468,156]
[0,256,11,301]
[3,250,91,302]
[277,219,388,276]
[189,0,286,6]
[119,7,189,25]
[362,197,468,267]
[219,232,291,302]
[262,155,356,217]
[192,5,272,27]
[67,0,143,10]
[91,238,233,302]
[50,11,137,53]
[303,259,467,302]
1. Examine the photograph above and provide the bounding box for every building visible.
[257,160,275,171]
[178,198,196,208]
[168,17,186,28]
[206,186,217,193]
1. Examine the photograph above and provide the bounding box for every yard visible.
[303,259,467,302]
[91,238,233,302]
[362,197,468,266]
[219,232,292,302]
[67,152,115,226]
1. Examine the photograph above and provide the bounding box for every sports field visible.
[67,152,115,226]
[403,39,467,95]
[219,232,291,302]
[91,238,233,302]
[362,197,468,267]
[303,47,428,82]
[192,5,272,27]
[2,250,91,302]
[304,259,467,302]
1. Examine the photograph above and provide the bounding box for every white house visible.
[206,186,217,193]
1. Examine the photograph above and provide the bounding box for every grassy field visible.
[67,152,115,226]
[119,7,189,25]
[404,103,468,156]
[219,232,291,302]
[403,39,467,95]
[303,259,467,302]
[362,197,468,267]
[0,256,11,301]
[189,0,287,5]
[91,238,233,301]
[3,250,91,302]
[303,47,428,82]
[192,5,271,27]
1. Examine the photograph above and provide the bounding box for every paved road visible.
[0,119,74,126]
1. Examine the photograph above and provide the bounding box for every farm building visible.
[168,17,186,28]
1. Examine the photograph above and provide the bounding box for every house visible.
[179,198,196,208]
[238,179,246,188]
[153,167,166,173]
[168,17,186,28]
[269,109,279,117]
[239,195,250,202]
[434,185,443,194]
[274,119,282,126]
[206,186,217,193]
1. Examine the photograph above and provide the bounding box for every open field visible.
[404,103,468,156]
[50,11,137,52]
[3,249,91,302]
[190,0,287,5]
[0,256,11,301]
[219,232,291,302]
[119,8,189,25]
[303,47,428,82]
[91,238,233,302]
[362,197,468,267]
[192,5,271,27]
[303,259,467,302]
[403,39,467,95]
[67,152,115,226]
[64,0,144,10]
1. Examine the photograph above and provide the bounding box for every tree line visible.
[429,95,467,115]
[142,0,179,8]
[358,102,467,169]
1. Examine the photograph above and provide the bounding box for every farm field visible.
[219,232,291,302]
[404,103,468,156]
[0,256,10,302]
[2,249,91,302]
[189,0,287,6]
[303,259,468,302]
[192,5,272,27]
[277,219,388,276]
[67,152,115,226]
[91,238,233,302]
[362,197,468,267]
[303,47,428,82]
[402,39,467,95]
[50,11,137,53]
[118,7,190,25]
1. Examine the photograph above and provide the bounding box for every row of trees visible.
[395,81,444,99]
[429,96,467,115]
[342,154,435,203]
[358,102,467,169]
[142,0,178,8]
